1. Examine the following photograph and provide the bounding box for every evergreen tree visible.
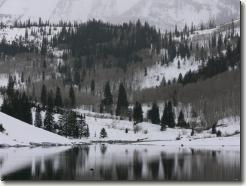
[178,73,183,84]
[177,110,187,128]
[44,108,54,132]
[167,101,175,128]
[41,37,47,56]
[144,67,148,76]
[217,33,223,53]
[54,86,63,107]
[73,70,80,85]
[7,75,14,97]
[161,103,168,131]
[67,111,78,138]
[116,83,128,117]
[161,101,175,129]
[34,105,42,128]
[47,90,54,110]
[102,81,113,113]
[133,101,143,124]
[21,92,32,124]
[90,79,95,96]
[21,72,24,83]
[58,111,69,137]
[148,102,160,124]
[100,128,108,138]
[40,84,47,107]
[69,85,76,107]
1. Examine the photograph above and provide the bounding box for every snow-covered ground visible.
[0,112,71,146]
[0,108,240,148]
[134,57,201,89]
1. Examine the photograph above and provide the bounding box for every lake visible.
[0,144,240,181]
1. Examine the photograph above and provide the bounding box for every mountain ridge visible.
[0,0,240,30]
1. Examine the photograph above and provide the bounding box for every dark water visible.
[0,145,240,181]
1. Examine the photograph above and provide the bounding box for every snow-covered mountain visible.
[0,0,240,30]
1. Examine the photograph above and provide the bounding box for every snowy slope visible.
[135,57,202,89]
[72,108,240,146]
[0,112,71,146]
[0,0,240,30]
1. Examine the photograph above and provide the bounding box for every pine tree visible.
[178,73,183,84]
[21,72,24,83]
[25,28,28,40]
[90,79,95,96]
[217,33,223,53]
[161,103,168,131]
[7,75,14,97]
[41,37,47,56]
[177,110,187,128]
[54,86,63,107]
[41,84,47,107]
[21,92,32,124]
[58,111,69,137]
[44,108,54,132]
[167,101,175,128]
[67,111,78,138]
[69,85,76,107]
[34,105,42,128]
[144,67,148,76]
[100,128,107,138]
[47,90,54,110]
[161,101,175,129]
[148,102,160,124]
[116,83,128,117]
[102,81,113,113]
[133,101,143,124]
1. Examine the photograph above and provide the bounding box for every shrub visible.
[100,128,108,138]
[0,124,5,133]
[216,130,222,137]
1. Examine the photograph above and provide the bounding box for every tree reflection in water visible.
[1,145,240,181]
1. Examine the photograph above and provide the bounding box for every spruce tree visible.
[59,111,69,137]
[217,33,223,53]
[44,107,54,132]
[100,128,108,138]
[47,90,54,110]
[161,103,168,131]
[7,75,14,97]
[21,92,32,124]
[116,83,128,117]
[102,81,113,113]
[34,105,42,128]
[161,101,175,129]
[67,111,78,138]
[178,73,183,84]
[69,85,76,107]
[177,110,187,128]
[133,101,143,124]
[167,101,175,128]
[148,102,160,124]
[54,86,62,107]
[41,84,47,107]
[90,79,95,96]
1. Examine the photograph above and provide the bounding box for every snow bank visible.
[0,112,71,146]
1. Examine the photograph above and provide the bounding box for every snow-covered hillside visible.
[0,0,240,30]
[0,112,71,146]
[135,57,202,89]
[0,106,240,147]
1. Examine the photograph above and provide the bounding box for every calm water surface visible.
[0,144,240,181]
